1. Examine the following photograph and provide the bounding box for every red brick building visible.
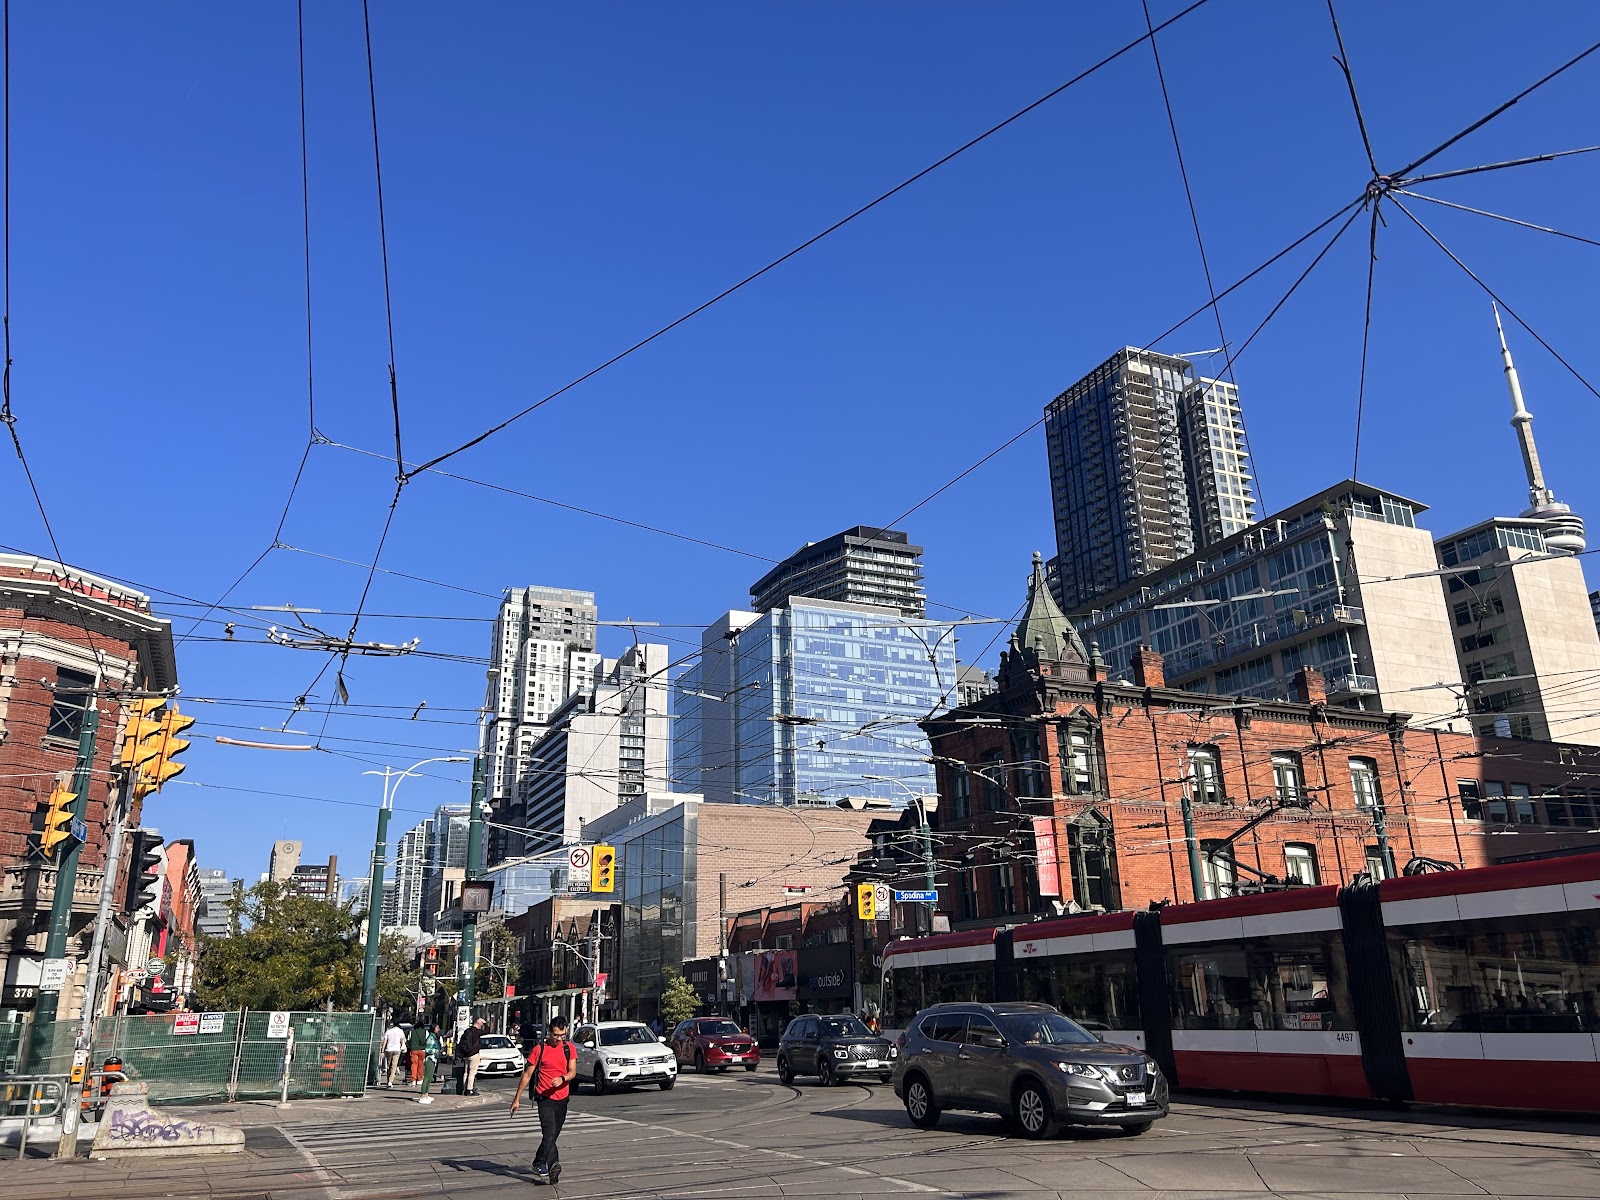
[916,554,1597,926]
[0,554,177,1015]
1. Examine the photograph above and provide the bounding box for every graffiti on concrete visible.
[107,1108,201,1143]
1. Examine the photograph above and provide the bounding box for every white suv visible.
[573,1021,679,1092]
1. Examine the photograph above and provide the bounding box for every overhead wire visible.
[1390,187,1600,251]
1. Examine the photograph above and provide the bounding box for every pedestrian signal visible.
[40,781,78,858]
[856,882,876,921]
[591,844,616,893]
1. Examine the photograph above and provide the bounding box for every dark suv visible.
[776,1014,897,1086]
[892,1002,1168,1139]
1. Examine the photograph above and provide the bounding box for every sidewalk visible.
[2,1083,498,1199]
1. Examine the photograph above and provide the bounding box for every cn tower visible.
[1494,303,1585,553]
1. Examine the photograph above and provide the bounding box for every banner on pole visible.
[1032,817,1061,897]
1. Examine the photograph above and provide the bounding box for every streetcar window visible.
[1016,949,1141,1030]
[883,965,922,1030]
[1388,911,1599,1033]
[1167,933,1352,1031]
[884,960,997,1028]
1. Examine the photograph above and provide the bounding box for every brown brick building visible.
[914,554,1598,927]
[0,553,177,1015]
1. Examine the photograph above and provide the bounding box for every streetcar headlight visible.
[1055,1062,1097,1077]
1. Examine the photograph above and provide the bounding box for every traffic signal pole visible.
[460,757,485,1013]
[359,795,393,1012]
[30,703,100,1051]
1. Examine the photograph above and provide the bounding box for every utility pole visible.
[30,702,100,1060]
[359,784,394,1012]
[460,756,486,1014]
[915,798,936,935]
[1179,781,1206,902]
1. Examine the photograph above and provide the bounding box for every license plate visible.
[863,1060,879,1069]
[1125,1091,1147,1107]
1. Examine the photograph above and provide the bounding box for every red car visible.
[670,1018,762,1073]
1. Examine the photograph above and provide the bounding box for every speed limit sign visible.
[567,845,592,872]
[873,884,891,910]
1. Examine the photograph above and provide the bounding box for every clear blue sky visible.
[4,2,1596,882]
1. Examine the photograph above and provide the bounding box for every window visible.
[1457,779,1483,821]
[1349,758,1381,811]
[1483,782,1510,823]
[957,870,977,921]
[948,765,971,821]
[1189,745,1225,804]
[979,751,1006,811]
[1013,728,1043,798]
[1365,845,1392,880]
[1284,843,1319,885]
[1016,949,1141,1030]
[1169,931,1354,1031]
[994,864,1016,914]
[46,668,95,743]
[1066,811,1118,911]
[1271,752,1305,807]
[1509,783,1535,825]
[963,1014,1001,1045]
[1200,840,1235,900]
[1059,724,1099,795]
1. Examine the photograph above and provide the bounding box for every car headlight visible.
[1055,1062,1097,1077]
[887,1046,898,1058]
[832,1048,849,1059]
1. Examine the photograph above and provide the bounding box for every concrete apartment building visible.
[1078,482,1467,730]
[484,586,601,829]
[0,553,177,1017]
[511,643,669,860]
[581,793,878,1023]
[1044,348,1259,612]
[750,526,927,618]
[195,867,235,938]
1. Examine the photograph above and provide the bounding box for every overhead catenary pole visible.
[358,777,395,1012]
[460,756,486,1014]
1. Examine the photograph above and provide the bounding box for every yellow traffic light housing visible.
[133,706,195,801]
[591,844,616,893]
[40,781,78,858]
[856,882,877,921]
[119,697,168,770]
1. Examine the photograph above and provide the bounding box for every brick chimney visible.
[1130,646,1165,689]
[1291,665,1327,706]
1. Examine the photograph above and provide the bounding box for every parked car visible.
[573,1021,679,1092]
[475,1033,527,1077]
[892,1002,1169,1139]
[671,1017,762,1073]
[775,1014,896,1086]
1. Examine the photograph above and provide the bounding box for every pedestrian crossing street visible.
[278,1107,623,1169]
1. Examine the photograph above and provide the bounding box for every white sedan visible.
[573,1021,679,1092]
[475,1033,526,1077]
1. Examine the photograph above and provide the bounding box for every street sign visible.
[894,889,938,903]
[69,818,89,845]
[199,1012,226,1035]
[504,984,515,998]
[146,956,165,975]
[873,884,891,910]
[127,966,149,983]
[460,880,493,913]
[567,845,592,872]
[39,957,73,990]
[266,1011,292,1039]
[173,1013,200,1037]
[415,994,425,1013]
[455,1004,471,1033]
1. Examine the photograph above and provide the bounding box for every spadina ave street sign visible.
[894,889,937,903]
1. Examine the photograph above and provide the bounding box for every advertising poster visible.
[753,949,797,1002]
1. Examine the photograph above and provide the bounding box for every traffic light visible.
[591,844,615,893]
[119,697,168,771]
[133,706,195,801]
[40,780,78,858]
[856,882,876,921]
[125,831,166,916]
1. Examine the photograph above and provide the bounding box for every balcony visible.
[1328,672,1379,698]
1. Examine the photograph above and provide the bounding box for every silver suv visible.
[892,1002,1168,1139]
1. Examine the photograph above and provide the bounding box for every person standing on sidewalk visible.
[458,1016,486,1096]
[417,1023,443,1105]
[509,1015,576,1185]
[407,1021,428,1089]
[380,1021,406,1089]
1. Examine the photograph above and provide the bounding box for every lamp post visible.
[359,755,469,1012]
[861,775,938,933]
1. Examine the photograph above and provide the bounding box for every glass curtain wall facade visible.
[614,803,697,1021]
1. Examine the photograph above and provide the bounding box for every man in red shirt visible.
[510,1015,578,1185]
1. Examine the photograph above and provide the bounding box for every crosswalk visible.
[278,1106,623,1170]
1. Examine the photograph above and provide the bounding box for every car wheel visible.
[659,1078,675,1091]
[818,1058,837,1087]
[776,1056,793,1086]
[903,1075,940,1129]
[593,1066,610,1096]
[744,1064,758,1073]
[1119,1121,1153,1137]
[694,1051,706,1075]
[1013,1080,1055,1140]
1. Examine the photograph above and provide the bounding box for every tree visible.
[195,880,365,1011]
[374,932,422,1019]
[475,920,521,999]
[659,967,700,1027]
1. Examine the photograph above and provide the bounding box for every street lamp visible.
[861,775,939,933]
[360,755,470,1011]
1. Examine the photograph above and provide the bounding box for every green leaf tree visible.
[474,920,521,999]
[195,880,365,1011]
[659,966,700,1027]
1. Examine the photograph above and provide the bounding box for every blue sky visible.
[4,2,1596,882]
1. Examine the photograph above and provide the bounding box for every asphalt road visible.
[10,1065,1600,1199]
